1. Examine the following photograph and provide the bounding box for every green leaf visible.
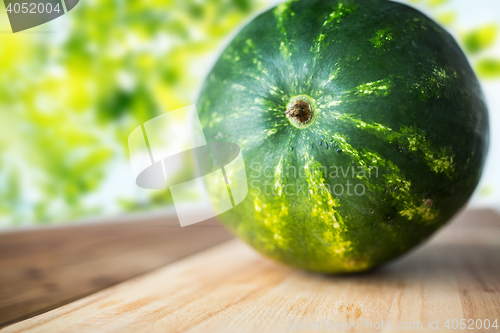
[462,24,498,54]
[475,58,500,78]
[428,0,448,7]
[436,12,456,26]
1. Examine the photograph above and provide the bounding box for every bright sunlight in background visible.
[0,0,499,228]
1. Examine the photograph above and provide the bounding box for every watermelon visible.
[196,0,489,273]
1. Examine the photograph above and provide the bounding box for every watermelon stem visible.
[285,95,316,128]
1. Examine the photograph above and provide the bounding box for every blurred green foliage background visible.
[0,0,498,228]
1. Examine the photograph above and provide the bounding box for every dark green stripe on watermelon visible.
[196,0,489,273]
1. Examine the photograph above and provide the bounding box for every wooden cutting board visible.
[2,209,500,333]
[0,214,232,326]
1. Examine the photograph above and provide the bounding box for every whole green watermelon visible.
[196,0,489,273]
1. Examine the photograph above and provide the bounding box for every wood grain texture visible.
[0,214,232,327]
[3,209,500,333]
